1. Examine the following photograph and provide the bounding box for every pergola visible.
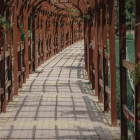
[0,0,140,139]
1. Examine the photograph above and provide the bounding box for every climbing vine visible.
[0,14,10,30]
[51,9,56,13]
[83,11,90,20]
[52,0,58,6]
[130,64,140,85]
[130,63,140,116]
[66,7,90,21]
[20,23,26,42]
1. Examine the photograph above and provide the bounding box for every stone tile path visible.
[0,41,120,139]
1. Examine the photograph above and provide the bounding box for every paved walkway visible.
[0,41,120,140]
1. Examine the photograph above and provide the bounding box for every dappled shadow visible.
[0,41,120,140]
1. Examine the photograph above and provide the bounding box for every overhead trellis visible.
[1,0,140,140]
[0,0,85,112]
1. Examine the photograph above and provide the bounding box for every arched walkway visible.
[0,41,120,139]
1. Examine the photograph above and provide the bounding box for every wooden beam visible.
[38,15,41,65]
[43,15,46,62]
[122,59,135,71]
[0,2,6,112]
[13,12,18,95]
[97,0,103,103]
[94,10,99,97]
[119,0,128,137]
[0,88,4,96]
[105,86,111,96]
[109,0,117,126]
[104,52,110,60]
[99,79,103,88]
[50,16,54,57]
[23,15,29,82]
[57,17,61,52]
[102,0,109,113]
[5,80,11,90]
[33,17,38,70]
[123,104,134,125]
[7,27,13,101]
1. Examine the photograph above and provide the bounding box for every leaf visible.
[21,33,26,41]
[20,23,24,29]
[0,14,10,30]
[137,103,140,108]
[130,71,135,78]
[83,14,90,20]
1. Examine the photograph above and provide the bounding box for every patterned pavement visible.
[0,41,120,140]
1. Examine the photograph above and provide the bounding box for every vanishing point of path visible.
[0,41,120,140]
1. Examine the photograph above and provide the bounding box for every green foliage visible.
[51,9,56,13]
[66,7,90,21]
[125,0,135,30]
[87,4,91,7]
[78,17,84,22]
[20,23,26,42]
[83,11,90,20]
[21,31,26,42]
[137,103,140,108]
[115,0,135,33]
[11,23,25,43]
[137,103,140,116]
[52,0,58,6]
[115,2,119,34]
[20,22,24,28]
[72,14,76,18]
[130,64,140,85]
[0,14,10,30]
[66,8,78,19]
[67,8,76,14]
